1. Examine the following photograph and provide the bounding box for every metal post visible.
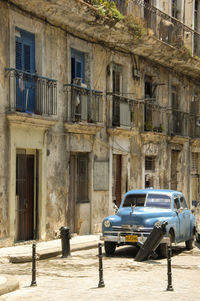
[166,245,173,291]
[98,243,105,288]
[60,226,71,258]
[31,243,37,286]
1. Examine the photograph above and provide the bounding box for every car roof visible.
[125,189,183,197]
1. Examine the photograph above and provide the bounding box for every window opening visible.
[180,196,187,208]
[172,0,178,18]
[145,156,156,171]
[15,28,35,113]
[174,197,180,209]
[71,48,85,83]
[192,152,199,172]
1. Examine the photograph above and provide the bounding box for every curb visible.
[0,275,19,296]
[9,241,100,263]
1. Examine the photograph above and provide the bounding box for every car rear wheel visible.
[104,242,116,256]
[195,231,200,242]
[185,236,194,250]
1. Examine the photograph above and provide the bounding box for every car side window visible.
[180,196,188,209]
[174,197,180,209]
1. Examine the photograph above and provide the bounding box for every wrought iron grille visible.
[64,84,103,123]
[132,0,200,55]
[143,100,165,133]
[107,93,139,128]
[5,68,57,115]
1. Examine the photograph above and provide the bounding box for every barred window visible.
[192,152,200,172]
[145,156,156,171]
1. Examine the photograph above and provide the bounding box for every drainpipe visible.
[109,136,113,215]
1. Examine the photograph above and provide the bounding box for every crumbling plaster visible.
[0,0,200,244]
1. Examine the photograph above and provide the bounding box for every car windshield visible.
[146,193,171,209]
[123,194,146,207]
[122,193,171,209]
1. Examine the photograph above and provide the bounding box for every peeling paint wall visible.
[0,2,9,245]
[1,0,200,245]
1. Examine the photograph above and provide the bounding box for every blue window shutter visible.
[76,61,82,78]
[15,28,35,73]
[71,48,85,83]
[15,28,35,113]
[15,39,22,70]
[24,44,31,72]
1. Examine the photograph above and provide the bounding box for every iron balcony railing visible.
[64,84,103,123]
[169,109,189,136]
[5,68,57,116]
[132,0,200,56]
[107,93,140,128]
[189,114,200,138]
[143,99,166,133]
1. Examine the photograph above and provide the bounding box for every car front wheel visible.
[104,241,116,256]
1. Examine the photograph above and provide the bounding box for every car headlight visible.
[154,221,162,227]
[104,220,111,228]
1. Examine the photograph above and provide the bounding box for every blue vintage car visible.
[101,189,196,257]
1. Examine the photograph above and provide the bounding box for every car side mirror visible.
[113,204,118,213]
[179,206,184,213]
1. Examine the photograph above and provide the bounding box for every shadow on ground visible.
[103,243,193,261]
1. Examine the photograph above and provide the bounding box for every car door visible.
[173,195,185,241]
[180,196,191,240]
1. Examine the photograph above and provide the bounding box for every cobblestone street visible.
[0,242,200,301]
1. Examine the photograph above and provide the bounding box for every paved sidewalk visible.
[0,234,101,296]
[0,234,101,262]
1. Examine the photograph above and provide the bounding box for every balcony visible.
[107,93,140,136]
[133,0,200,56]
[143,100,165,133]
[168,110,189,137]
[5,68,57,116]
[64,84,103,134]
[189,115,200,139]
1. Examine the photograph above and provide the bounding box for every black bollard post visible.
[98,243,105,288]
[60,226,71,258]
[166,244,173,291]
[31,243,37,287]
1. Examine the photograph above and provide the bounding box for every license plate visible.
[125,235,138,243]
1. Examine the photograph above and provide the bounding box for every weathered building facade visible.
[1,0,200,246]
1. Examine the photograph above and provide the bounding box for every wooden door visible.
[171,150,179,190]
[68,153,89,233]
[113,154,122,207]
[68,155,76,233]
[16,154,35,241]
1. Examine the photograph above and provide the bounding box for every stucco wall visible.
[0,2,10,245]
[0,0,200,245]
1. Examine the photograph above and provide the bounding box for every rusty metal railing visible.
[5,68,57,116]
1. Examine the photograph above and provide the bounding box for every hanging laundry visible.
[19,73,24,92]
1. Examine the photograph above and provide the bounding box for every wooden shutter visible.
[16,40,22,70]
[81,94,88,121]
[120,102,130,127]
[71,48,85,83]
[15,28,35,112]
[15,28,35,73]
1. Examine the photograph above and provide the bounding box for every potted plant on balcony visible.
[145,121,153,131]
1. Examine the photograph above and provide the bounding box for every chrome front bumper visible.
[101,232,169,245]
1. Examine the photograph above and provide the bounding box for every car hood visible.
[114,207,173,227]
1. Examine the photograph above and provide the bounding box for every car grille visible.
[109,225,153,236]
